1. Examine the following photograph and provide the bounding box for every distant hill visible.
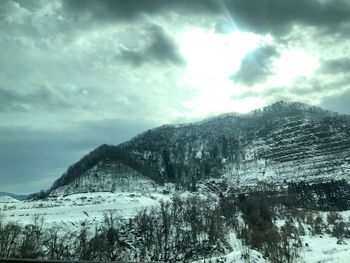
[0,191,28,200]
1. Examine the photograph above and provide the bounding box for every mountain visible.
[48,101,350,199]
[0,191,28,200]
[3,101,350,263]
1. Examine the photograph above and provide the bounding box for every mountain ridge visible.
[48,101,350,196]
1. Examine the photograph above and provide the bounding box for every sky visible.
[1,0,350,194]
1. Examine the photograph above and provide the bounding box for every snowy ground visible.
[192,231,268,263]
[0,192,168,230]
[299,211,350,263]
[191,232,350,263]
[300,235,350,263]
[1,193,350,263]
[0,189,213,230]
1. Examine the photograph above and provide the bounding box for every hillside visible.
[49,101,350,197]
[51,159,158,196]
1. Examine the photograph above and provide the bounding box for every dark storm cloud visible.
[119,25,185,66]
[231,45,278,86]
[319,58,350,74]
[223,0,350,36]
[62,0,219,22]
[62,0,350,36]
[0,118,156,194]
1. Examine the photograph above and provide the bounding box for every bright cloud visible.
[177,29,263,116]
[270,49,320,86]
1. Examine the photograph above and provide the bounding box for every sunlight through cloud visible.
[178,28,263,117]
[269,49,320,86]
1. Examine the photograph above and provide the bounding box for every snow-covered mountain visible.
[49,101,350,197]
[51,159,158,196]
[2,101,350,263]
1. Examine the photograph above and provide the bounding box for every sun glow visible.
[269,49,320,86]
[178,28,263,116]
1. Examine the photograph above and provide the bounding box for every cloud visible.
[118,25,185,66]
[0,85,75,112]
[62,0,350,37]
[1,0,350,195]
[231,45,278,86]
[233,73,350,107]
[320,89,350,114]
[223,0,350,36]
[319,58,350,74]
[62,0,219,22]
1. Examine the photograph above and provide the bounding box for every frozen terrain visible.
[0,191,165,230]
[1,191,350,263]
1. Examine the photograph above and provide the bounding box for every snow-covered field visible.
[0,192,167,229]
[300,235,350,263]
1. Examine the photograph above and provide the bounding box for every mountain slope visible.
[51,159,158,196]
[49,144,159,195]
[120,101,350,189]
[48,101,350,195]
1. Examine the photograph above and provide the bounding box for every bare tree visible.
[18,215,44,259]
[101,209,124,261]
[44,226,77,260]
[0,219,22,258]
